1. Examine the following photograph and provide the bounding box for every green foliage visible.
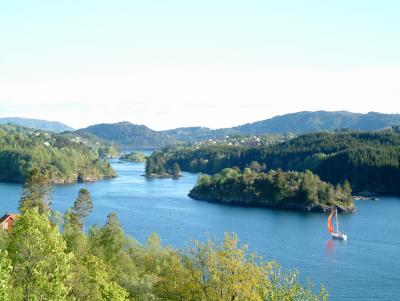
[72,188,93,231]
[148,130,400,195]
[0,124,116,183]
[119,152,147,163]
[171,162,181,178]
[0,117,73,133]
[0,250,11,301]
[19,167,52,214]
[4,178,328,300]
[69,254,129,301]
[190,169,354,212]
[8,209,71,300]
[77,121,173,148]
[265,262,328,301]
[145,151,168,176]
[162,111,400,142]
[180,233,327,301]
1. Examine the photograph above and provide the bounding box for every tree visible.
[19,167,52,214]
[181,233,328,301]
[343,180,352,195]
[264,262,328,301]
[68,254,128,301]
[72,188,94,231]
[172,162,181,178]
[8,209,71,301]
[0,250,11,301]
[182,233,268,301]
[89,213,125,265]
[63,209,88,254]
[248,161,262,172]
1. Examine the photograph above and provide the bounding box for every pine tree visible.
[72,188,94,232]
[98,213,125,264]
[19,167,52,214]
[343,180,352,195]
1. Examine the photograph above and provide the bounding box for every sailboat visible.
[327,208,347,240]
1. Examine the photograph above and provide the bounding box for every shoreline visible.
[188,192,356,213]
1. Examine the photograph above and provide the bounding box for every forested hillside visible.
[0,125,117,183]
[77,121,173,148]
[229,111,400,135]
[76,111,400,146]
[162,111,400,142]
[147,128,400,195]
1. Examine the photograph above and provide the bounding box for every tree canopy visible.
[0,124,117,183]
[147,129,400,195]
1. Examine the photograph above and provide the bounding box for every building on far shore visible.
[0,213,18,232]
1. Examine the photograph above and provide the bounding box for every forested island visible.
[119,151,147,163]
[0,170,327,301]
[189,168,355,212]
[146,128,400,196]
[0,125,118,183]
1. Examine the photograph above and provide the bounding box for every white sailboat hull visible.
[332,232,347,241]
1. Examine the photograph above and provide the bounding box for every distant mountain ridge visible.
[76,121,173,148]
[163,111,400,142]
[0,117,74,133]
[77,111,400,147]
[229,111,400,135]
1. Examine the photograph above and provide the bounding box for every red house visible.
[0,213,18,232]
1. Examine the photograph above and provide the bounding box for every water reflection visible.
[326,239,334,256]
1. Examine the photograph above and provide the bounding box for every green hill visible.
[74,111,400,146]
[0,117,74,133]
[0,124,117,183]
[147,128,400,195]
[230,111,400,135]
[162,111,400,142]
[77,121,174,148]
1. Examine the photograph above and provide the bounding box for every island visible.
[119,151,147,163]
[189,168,355,213]
[145,151,181,178]
[146,128,400,196]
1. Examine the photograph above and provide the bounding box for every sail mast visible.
[335,208,339,233]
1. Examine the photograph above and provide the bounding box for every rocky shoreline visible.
[188,191,356,213]
[47,174,117,184]
[144,173,181,179]
[353,192,379,201]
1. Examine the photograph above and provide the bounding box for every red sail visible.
[327,211,334,233]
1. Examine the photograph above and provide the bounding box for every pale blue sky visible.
[1,1,400,129]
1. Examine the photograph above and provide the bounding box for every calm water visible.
[1,159,399,300]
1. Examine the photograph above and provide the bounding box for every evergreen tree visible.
[63,209,88,254]
[343,180,352,194]
[72,188,94,231]
[19,167,52,214]
[89,213,125,265]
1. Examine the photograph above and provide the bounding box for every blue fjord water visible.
[0,159,399,300]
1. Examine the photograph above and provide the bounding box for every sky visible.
[1,0,400,130]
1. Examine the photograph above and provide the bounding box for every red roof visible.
[0,213,18,224]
